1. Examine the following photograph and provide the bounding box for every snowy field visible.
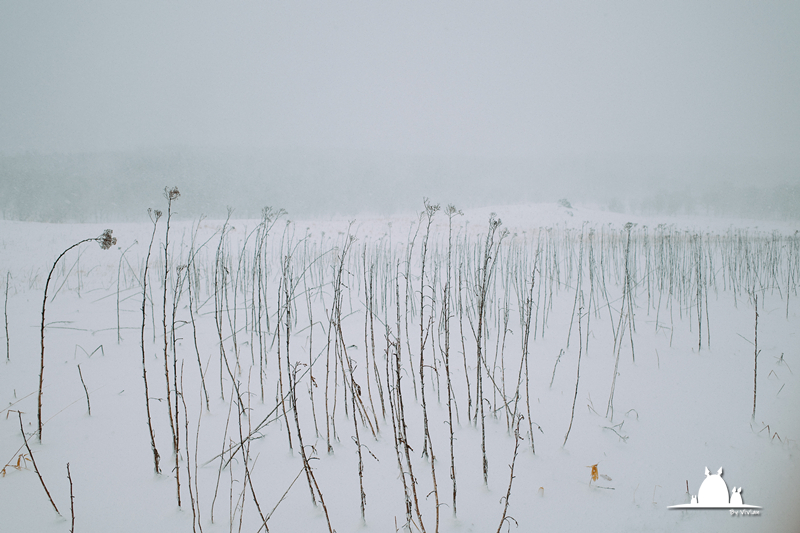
[1,202,799,533]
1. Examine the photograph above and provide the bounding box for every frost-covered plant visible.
[142,209,161,473]
[39,229,116,441]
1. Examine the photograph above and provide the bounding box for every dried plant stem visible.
[398,339,426,533]
[291,362,318,506]
[476,214,507,485]
[496,416,522,533]
[458,258,471,423]
[117,241,136,343]
[187,256,210,411]
[329,238,373,520]
[215,210,232,402]
[444,205,461,516]
[606,230,633,424]
[77,364,91,415]
[67,462,75,533]
[39,237,96,441]
[282,251,299,451]
[259,467,304,531]
[566,226,585,349]
[210,390,235,523]
[303,240,320,436]
[179,364,200,533]
[404,220,421,401]
[395,265,427,533]
[161,188,180,507]
[17,411,59,515]
[624,225,636,362]
[276,277,293,452]
[352,374,368,522]
[387,328,413,529]
[324,289,334,453]
[362,248,379,433]
[185,217,211,412]
[234,377,270,533]
[419,200,438,459]
[387,264,414,529]
[170,266,187,509]
[368,263,385,421]
[142,210,162,473]
[419,200,440,531]
[193,389,204,533]
[563,293,583,447]
[753,294,759,419]
[291,362,335,533]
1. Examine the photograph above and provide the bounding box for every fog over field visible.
[1,3,800,533]
[1,1,799,221]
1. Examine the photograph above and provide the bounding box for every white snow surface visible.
[1,202,799,532]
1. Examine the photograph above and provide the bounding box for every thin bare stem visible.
[17,411,59,515]
[67,462,75,533]
[77,364,90,415]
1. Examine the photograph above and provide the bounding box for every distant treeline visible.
[617,183,800,220]
[1,149,798,221]
[0,149,500,221]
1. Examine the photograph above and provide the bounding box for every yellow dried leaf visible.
[589,464,599,482]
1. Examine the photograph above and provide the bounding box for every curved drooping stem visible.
[39,229,115,442]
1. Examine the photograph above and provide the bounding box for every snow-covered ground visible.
[1,202,799,532]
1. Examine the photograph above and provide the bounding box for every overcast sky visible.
[1,0,798,162]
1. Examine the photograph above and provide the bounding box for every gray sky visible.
[2,0,798,161]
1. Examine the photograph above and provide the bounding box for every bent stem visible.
[39,230,115,442]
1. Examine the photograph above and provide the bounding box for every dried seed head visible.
[445,204,463,217]
[423,197,440,218]
[97,229,117,250]
[165,187,180,201]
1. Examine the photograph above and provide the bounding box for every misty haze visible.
[1,2,799,533]
[1,1,798,221]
